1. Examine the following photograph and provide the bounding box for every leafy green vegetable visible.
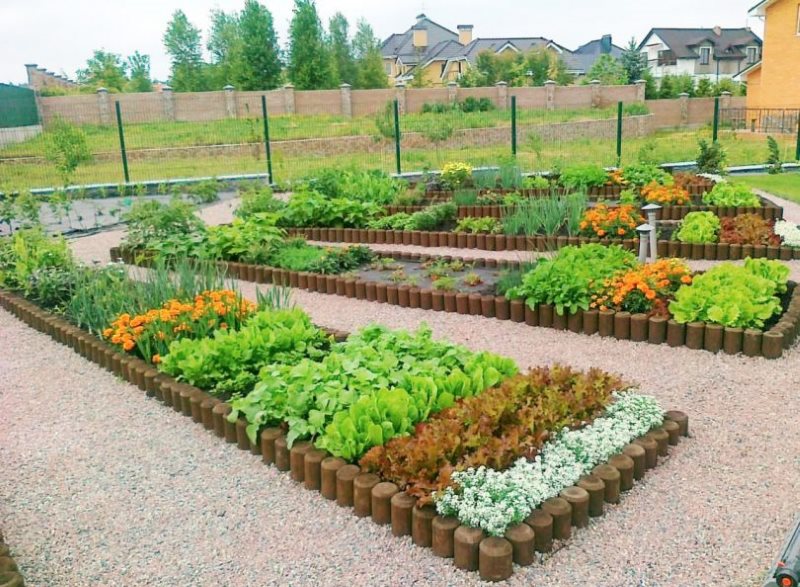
[454,217,503,234]
[558,165,608,190]
[621,163,672,188]
[702,182,761,207]
[675,212,721,244]
[277,189,384,228]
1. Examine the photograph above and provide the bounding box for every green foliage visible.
[328,12,356,86]
[696,139,727,174]
[203,214,286,263]
[585,55,627,85]
[494,262,538,297]
[269,240,374,274]
[238,0,283,90]
[767,136,783,174]
[228,324,518,458]
[453,189,479,206]
[459,47,572,87]
[522,175,550,190]
[126,51,154,93]
[360,365,621,500]
[235,183,285,218]
[288,0,335,89]
[163,10,209,91]
[502,192,587,237]
[670,260,788,328]
[507,244,637,315]
[160,308,332,397]
[352,19,388,89]
[186,179,221,204]
[441,162,473,190]
[675,212,721,244]
[0,228,75,301]
[621,163,671,188]
[76,49,128,92]
[44,119,92,187]
[454,217,503,234]
[307,168,406,204]
[121,197,204,250]
[559,165,608,190]
[623,103,650,116]
[702,182,760,207]
[278,189,383,227]
[620,37,647,83]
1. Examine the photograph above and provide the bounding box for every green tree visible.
[673,73,695,96]
[620,38,648,83]
[329,13,356,86]
[76,50,127,92]
[238,0,283,90]
[585,54,627,85]
[288,0,334,89]
[207,8,242,87]
[126,52,153,92]
[44,118,92,186]
[696,77,714,97]
[353,20,388,89]
[459,48,570,87]
[164,10,208,91]
[643,70,658,99]
[658,74,677,99]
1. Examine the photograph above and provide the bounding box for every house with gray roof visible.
[638,27,762,81]
[381,14,623,85]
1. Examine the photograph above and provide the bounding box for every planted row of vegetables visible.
[0,229,685,582]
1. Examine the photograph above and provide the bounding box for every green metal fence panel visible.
[0,84,39,128]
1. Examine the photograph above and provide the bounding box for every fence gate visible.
[720,107,800,134]
[0,83,40,128]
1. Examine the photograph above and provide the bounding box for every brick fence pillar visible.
[447,81,458,105]
[635,79,646,102]
[720,91,732,111]
[544,80,557,111]
[590,79,601,108]
[162,85,176,121]
[679,92,690,126]
[97,88,111,125]
[283,84,295,115]
[340,83,352,117]
[495,81,508,109]
[223,85,237,118]
[395,82,407,114]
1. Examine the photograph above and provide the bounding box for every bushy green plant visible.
[702,182,761,207]
[0,228,75,296]
[522,175,550,190]
[454,217,502,234]
[160,308,332,397]
[669,260,788,328]
[122,197,204,250]
[766,136,783,175]
[454,189,479,206]
[502,192,587,237]
[459,96,495,112]
[278,189,383,228]
[441,162,473,190]
[696,139,727,174]
[621,164,671,188]
[235,183,285,218]
[228,324,518,459]
[675,212,721,244]
[308,168,406,204]
[497,161,524,190]
[204,214,286,263]
[43,118,92,186]
[186,179,221,204]
[370,203,456,231]
[559,165,608,190]
[507,245,637,315]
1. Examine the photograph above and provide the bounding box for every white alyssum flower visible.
[435,392,664,536]
[775,220,800,248]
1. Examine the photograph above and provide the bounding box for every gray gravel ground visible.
[2,191,799,586]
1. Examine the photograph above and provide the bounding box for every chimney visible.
[416,13,426,24]
[413,24,428,49]
[458,24,474,45]
[713,25,722,36]
[601,34,612,54]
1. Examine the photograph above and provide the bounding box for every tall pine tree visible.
[620,38,648,83]
[163,10,208,91]
[329,13,356,86]
[288,0,334,89]
[238,0,282,90]
[353,19,387,89]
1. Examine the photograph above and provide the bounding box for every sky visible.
[1,0,765,85]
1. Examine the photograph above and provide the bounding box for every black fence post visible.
[114,101,130,184]
[616,101,623,167]
[261,95,274,185]
[712,97,720,143]
[511,96,517,157]
[393,99,401,175]
[796,113,800,162]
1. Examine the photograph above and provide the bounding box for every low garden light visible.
[636,223,654,264]
[642,203,662,262]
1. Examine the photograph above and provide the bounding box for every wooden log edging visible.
[424,182,716,200]
[0,528,26,587]
[0,287,690,583]
[283,227,800,262]
[111,247,800,360]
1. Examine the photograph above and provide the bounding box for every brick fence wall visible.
[38,82,645,126]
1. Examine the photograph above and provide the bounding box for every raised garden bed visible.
[284,226,800,262]
[112,246,800,360]
[0,288,690,582]
[0,529,25,587]
[385,195,784,222]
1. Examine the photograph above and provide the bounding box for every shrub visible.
[441,162,473,190]
[696,139,727,174]
[669,259,788,329]
[579,204,644,239]
[370,202,456,231]
[719,214,780,247]
[559,165,608,190]
[507,244,638,315]
[44,118,92,186]
[360,365,622,501]
[621,163,671,188]
[308,169,406,205]
[235,184,285,218]
[702,182,761,207]
[460,96,495,112]
[767,136,783,175]
[278,189,383,228]
[0,228,75,296]
[186,179,221,204]
[122,197,204,250]
[675,211,720,244]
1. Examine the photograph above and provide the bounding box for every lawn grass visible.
[736,173,800,204]
[1,126,796,192]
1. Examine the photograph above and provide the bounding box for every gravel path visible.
[3,189,798,586]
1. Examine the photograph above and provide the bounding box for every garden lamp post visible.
[636,224,654,264]
[642,203,662,261]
